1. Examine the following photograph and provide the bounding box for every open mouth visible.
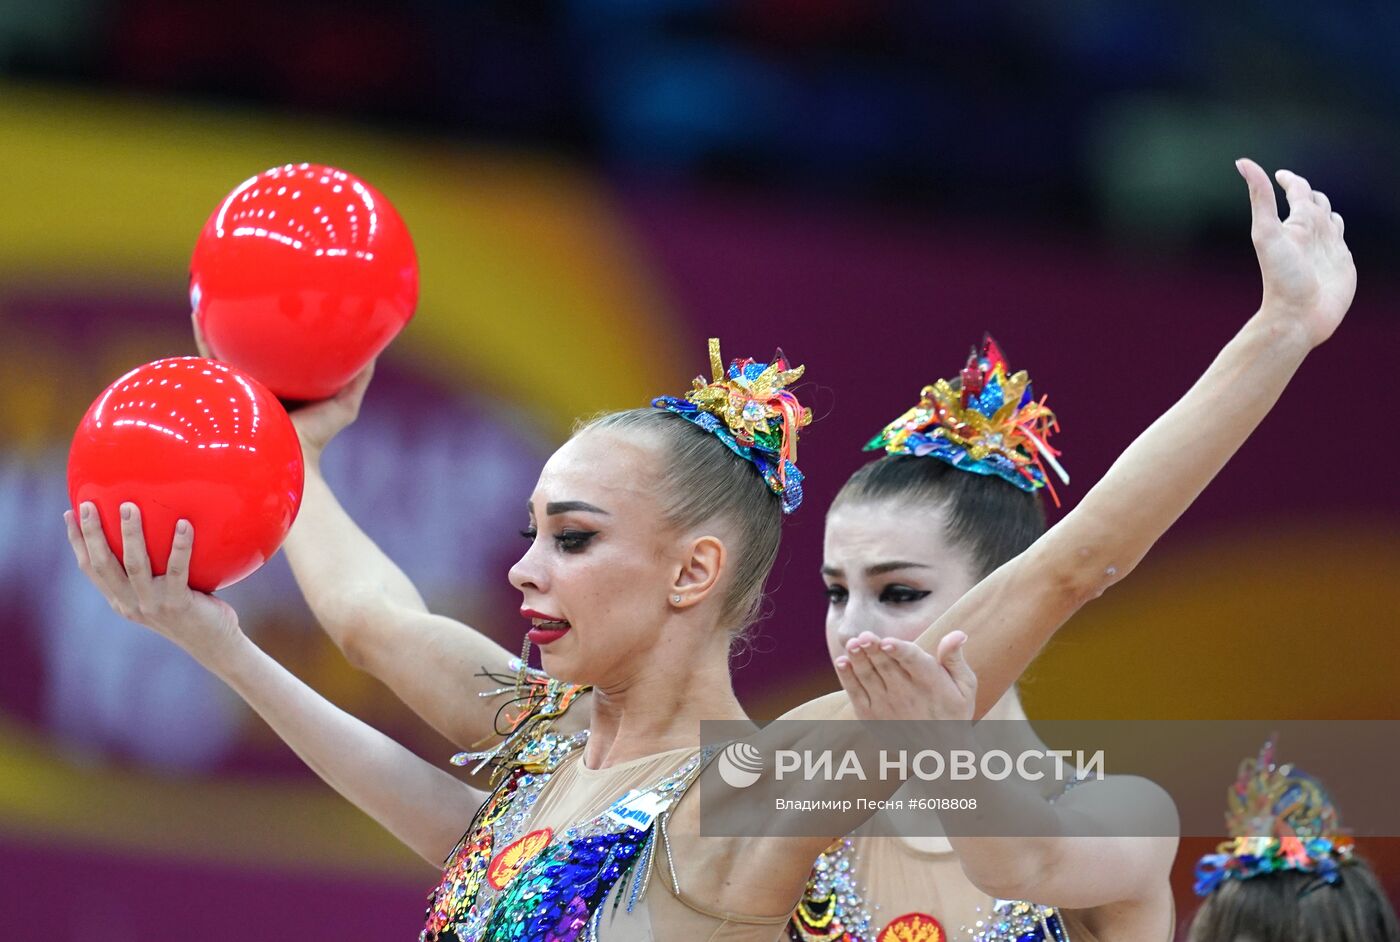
[522,609,572,645]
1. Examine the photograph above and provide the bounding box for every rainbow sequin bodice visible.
[420,728,710,942]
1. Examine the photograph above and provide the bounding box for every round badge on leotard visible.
[878,912,946,941]
[486,827,554,890]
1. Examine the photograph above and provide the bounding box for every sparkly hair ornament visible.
[864,334,1069,506]
[652,338,813,513]
[1194,740,1357,897]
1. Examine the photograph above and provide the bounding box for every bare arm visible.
[934,304,1314,716]
[288,433,533,750]
[787,160,1355,723]
[191,327,564,750]
[837,636,1178,910]
[65,503,484,867]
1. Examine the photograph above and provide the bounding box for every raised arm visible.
[194,312,560,750]
[65,501,484,866]
[937,162,1353,714]
[285,383,531,749]
[793,160,1352,722]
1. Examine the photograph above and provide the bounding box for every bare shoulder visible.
[1076,880,1176,942]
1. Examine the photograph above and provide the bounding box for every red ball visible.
[68,358,305,592]
[190,163,418,401]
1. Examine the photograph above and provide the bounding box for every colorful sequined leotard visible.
[418,665,724,942]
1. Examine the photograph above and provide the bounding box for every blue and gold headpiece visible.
[1194,741,1356,896]
[652,338,812,513]
[864,334,1069,506]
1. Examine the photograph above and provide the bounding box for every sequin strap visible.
[420,661,592,940]
[969,899,1072,942]
[423,726,588,941]
[648,746,797,928]
[1050,767,1089,803]
[618,743,718,912]
[452,656,593,788]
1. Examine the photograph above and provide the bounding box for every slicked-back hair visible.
[576,408,784,631]
[1188,862,1400,942]
[832,454,1046,579]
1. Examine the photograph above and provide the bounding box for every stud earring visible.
[672,595,682,604]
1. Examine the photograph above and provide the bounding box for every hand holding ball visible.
[68,358,304,592]
[190,163,418,401]
[71,161,406,593]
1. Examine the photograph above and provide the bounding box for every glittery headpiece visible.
[652,338,812,513]
[863,334,1069,506]
[1194,741,1356,896]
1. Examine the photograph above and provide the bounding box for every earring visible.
[672,595,682,604]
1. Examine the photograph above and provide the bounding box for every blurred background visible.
[1,1,1397,938]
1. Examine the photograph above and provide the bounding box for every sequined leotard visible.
[419,669,794,941]
[787,834,1088,942]
[786,774,1095,942]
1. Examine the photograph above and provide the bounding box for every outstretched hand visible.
[64,501,242,663]
[835,630,977,723]
[1237,158,1355,348]
[191,311,374,459]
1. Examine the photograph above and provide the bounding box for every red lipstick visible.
[521,608,571,645]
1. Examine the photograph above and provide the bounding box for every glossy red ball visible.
[68,358,304,592]
[191,163,418,401]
